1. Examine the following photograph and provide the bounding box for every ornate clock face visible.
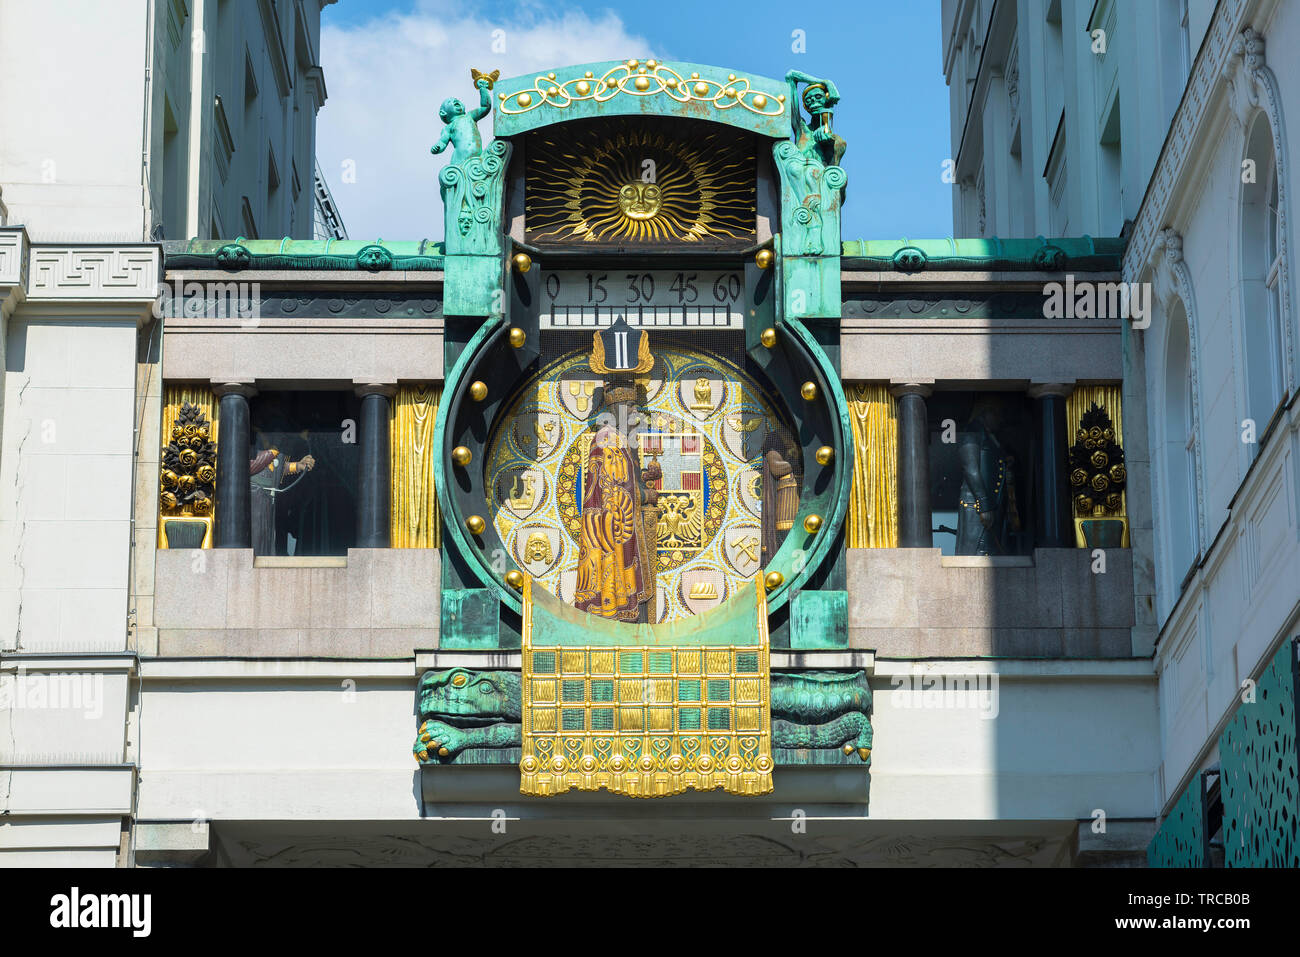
[485,338,800,623]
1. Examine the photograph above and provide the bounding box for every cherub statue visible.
[785,69,847,167]
[430,69,496,166]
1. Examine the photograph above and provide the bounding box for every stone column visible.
[1029,383,1074,548]
[355,384,395,548]
[891,383,933,548]
[213,383,255,548]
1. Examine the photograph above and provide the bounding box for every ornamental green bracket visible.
[762,306,853,622]
[492,60,791,138]
[773,142,846,321]
[433,71,513,317]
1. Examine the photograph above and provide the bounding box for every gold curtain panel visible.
[390,384,441,548]
[846,383,898,548]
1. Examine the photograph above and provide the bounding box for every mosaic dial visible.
[486,343,799,623]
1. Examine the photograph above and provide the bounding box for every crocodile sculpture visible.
[413,668,872,764]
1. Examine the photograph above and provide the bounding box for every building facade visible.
[0,0,335,865]
[5,52,1166,866]
[1,3,1295,867]
[947,0,1300,866]
[0,0,334,242]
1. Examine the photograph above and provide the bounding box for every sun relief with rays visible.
[525,117,757,247]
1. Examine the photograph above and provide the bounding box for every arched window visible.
[1240,113,1288,450]
[1163,305,1199,599]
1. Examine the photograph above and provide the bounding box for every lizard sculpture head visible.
[416,668,521,725]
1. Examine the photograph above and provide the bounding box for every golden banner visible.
[846,382,898,548]
[390,384,441,548]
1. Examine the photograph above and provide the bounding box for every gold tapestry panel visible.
[846,383,898,548]
[391,384,442,548]
[520,577,773,798]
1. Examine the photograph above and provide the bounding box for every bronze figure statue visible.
[249,434,316,556]
[954,399,1020,556]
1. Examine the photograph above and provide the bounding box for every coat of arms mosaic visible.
[486,331,802,624]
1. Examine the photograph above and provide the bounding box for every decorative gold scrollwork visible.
[500,60,786,117]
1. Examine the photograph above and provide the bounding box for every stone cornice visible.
[1124,0,1253,279]
[0,227,29,321]
[26,244,161,299]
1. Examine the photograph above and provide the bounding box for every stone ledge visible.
[847,547,1138,657]
[153,547,440,657]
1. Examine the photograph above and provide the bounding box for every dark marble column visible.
[356,384,395,548]
[891,383,933,548]
[213,383,255,548]
[1029,383,1074,548]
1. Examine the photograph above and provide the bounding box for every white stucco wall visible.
[1123,0,1300,810]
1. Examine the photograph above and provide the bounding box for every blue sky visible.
[318,0,955,242]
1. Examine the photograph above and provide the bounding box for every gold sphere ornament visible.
[451,446,472,467]
[803,514,823,534]
[815,446,834,466]
[755,248,774,270]
[517,92,532,107]
[752,94,768,109]
[800,381,818,401]
[759,327,777,348]
[465,515,486,535]
[764,571,785,591]
[634,76,649,91]
[508,327,527,348]
[504,570,524,589]
[576,80,591,95]
[512,252,532,273]
[469,381,488,401]
[693,81,709,96]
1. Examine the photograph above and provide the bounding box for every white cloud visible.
[317,3,659,242]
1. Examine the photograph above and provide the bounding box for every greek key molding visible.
[0,228,27,287]
[28,246,161,300]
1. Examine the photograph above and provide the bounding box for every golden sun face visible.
[526,117,756,246]
[617,182,663,220]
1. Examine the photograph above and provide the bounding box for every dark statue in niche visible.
[249,432,316,556]
[955,398,1021,556]
[760,431,800,566]
[573,318,661,623]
